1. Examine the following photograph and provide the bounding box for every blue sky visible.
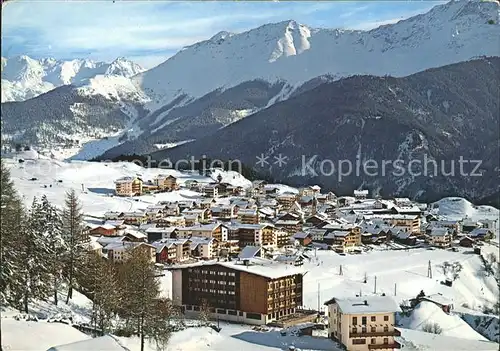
[2,0,446,68]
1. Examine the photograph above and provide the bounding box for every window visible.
[371,338,376,344]
[352,339,366,345]
[384,315,389,321]
[362,327,367,333]
[352,317,358,325]
[228,310,237,316]
[384,326,389,332]
[362,316,367,325]
[383,338,389,344]
[352,327,357,333]
[246,313,261,320]
[371,316,376,322]
[371,326,376,332]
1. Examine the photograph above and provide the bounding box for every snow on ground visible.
[3,157,250,216]
[399,301,487,340]
[396,327,499,351]
[265,183,299,194]
[431,197,499,229]
[1,319,91,351]
[299,245,499,313]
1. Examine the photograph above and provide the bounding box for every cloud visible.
[1,0,444,68]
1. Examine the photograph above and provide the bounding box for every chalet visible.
[157,216,186,227]
[317,191,336,203]
[198,198,216,209]
[459,236,475,248]
[238,245,263,259]
[233,223,276,248]
[324,229,361,253]
[154,238,191,262]
[170,258,304,325]
[274,218,302,234]
[428,227,452,248]
[152,242,177,263]
[153,174,178,191]
[145,205,165,221]
[184,179,200,191]
[202,184,219,198]
[275,230,292,248]
[145,226,178,242]
[177,200,196,212]
[305,214,329,228]
[325,295,401,351]
[353,189,369,200]
[292,232,312,246]
[114,176,143,196]
[190,237,217,259]
[461,220,481,233]
[309,228,328,242]
[177,223,226,242]
[428,220,460,236]
[392,229,417,246]
[237,209,260,224]
[469,228,495,242]
[104,211,123,220]
[88,224,118,237]
[276,193,297,209]
[104,219,126,229]
[251,180,267,194]
[121,211,148,225]
[299,185,321,198]
[106,242,156,263]
[123,229,147,242]
[211,204,238,219]
[182,208,211,223]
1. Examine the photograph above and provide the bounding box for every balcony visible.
[368,342,401,350]
[350,330,401,338]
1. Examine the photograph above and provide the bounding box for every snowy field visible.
[4,152,250,216]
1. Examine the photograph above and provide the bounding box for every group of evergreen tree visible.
[1,162,88,312]
[1,161,176,350]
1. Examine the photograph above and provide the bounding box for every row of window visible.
[188,268,236,277]
[352,326,389,333]
[352,338,389,345]
[352,316,389,324]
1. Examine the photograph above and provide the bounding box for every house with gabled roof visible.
[324,295,401,351]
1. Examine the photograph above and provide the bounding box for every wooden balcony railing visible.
[368,342,401,350]
[350,329,401,338]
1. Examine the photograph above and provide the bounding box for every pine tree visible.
[61,189,88,303]
[0,161,21,305]
[40,195,66,305]
[115,247,174,351]
[80,252,120,335]
[0,161,24,349]
[10,197,52,313]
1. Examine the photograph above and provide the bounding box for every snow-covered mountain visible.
[133,0,499,110]
[2,0,499,159]
[1,55,143,102]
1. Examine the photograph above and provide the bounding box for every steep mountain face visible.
[151,57,500,203]
[99,79,293,158]
[134,0,499,111]
[1,55,143,102]
[2,0,498,158]
[1,82,149,148]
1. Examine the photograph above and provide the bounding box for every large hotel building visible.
[170,258,304,325]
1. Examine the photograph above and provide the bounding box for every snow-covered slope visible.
[430,197,499,222]
[134,0,500,110]
[2,155,251,216]
[399,301,488,340]
[1,55,143,102]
